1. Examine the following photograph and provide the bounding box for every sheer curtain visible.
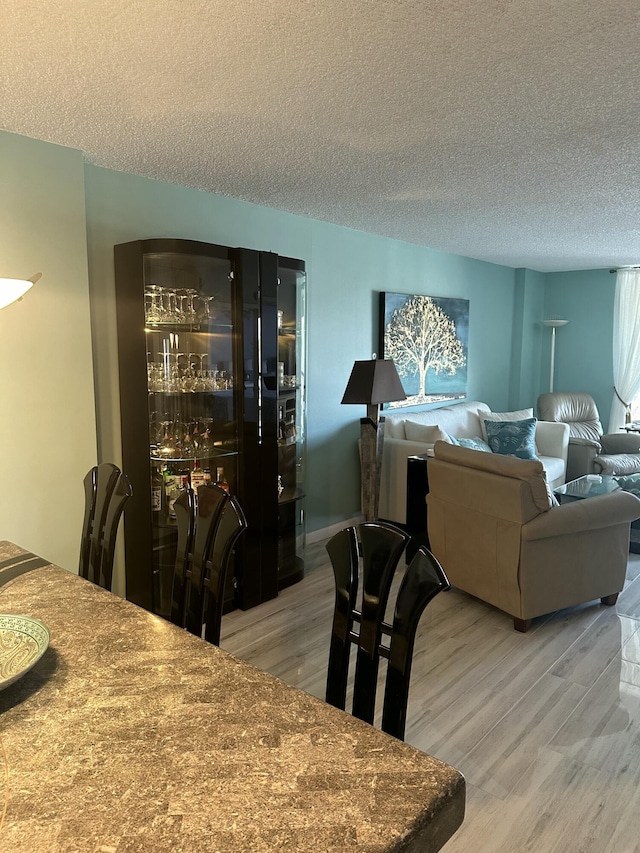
[608,268,640,432]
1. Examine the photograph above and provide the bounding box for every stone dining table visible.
[0,541,465,852]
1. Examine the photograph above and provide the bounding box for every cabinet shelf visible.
[151,450,238,464]
[278,487,305,505]
[145,322,233,333]
[148,390,233,397]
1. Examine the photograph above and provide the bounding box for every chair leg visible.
[513,617,532,633]
[601,593,619,606]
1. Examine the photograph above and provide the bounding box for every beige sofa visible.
[379,400,569,524]
[426,442,640,631]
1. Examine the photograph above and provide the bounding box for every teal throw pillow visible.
[457,437,493,453]
[446,434,493,452]
[485,417,538,460]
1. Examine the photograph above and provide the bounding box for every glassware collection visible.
[145,285,214,325]
[145,279,237,530]
[147,357,233,394]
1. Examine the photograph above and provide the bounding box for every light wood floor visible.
[220,539,640,852]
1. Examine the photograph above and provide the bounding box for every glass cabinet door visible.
[144,251,237,615]
[277,260,306,587]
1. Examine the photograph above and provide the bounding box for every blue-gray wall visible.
[84,164,545,533]
[0,128,622,565]
[543,269,614,421]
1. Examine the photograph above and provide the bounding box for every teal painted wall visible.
[510,268,546,410]
[84,164,537,533]
[1,129,622,561]
[543,269,614,421]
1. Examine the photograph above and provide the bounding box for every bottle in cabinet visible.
[215,466,230,493]
[151,468,164,514]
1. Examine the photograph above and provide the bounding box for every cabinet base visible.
[278,556,305,590]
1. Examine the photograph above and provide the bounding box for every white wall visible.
[0,131,97,571]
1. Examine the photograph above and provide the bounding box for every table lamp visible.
[341,357,406,521]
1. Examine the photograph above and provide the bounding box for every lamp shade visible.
[542,318,568,328]
[341,359,406,405]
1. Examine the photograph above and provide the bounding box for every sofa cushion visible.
[485,418,538,460]
[480,407,534,440]
[404,422,451,444]
[383,400,491,440]
[538,454,565,486]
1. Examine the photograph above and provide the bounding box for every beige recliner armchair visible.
[537,392,640,481]
[427,442,640,631]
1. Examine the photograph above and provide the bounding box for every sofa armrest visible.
[566,441,601,480]
[535,421,569,462]
[522,491,640,541]
[569,436,602,450]
[600,432,640,454]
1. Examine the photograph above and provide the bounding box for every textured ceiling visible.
[2,0,640,271]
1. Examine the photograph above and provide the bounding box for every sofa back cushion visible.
[404,422,451,444]
[537,392,603,442]
[384,400,490,439]
[431,442,553,515]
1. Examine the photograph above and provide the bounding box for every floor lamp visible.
[341,358,406,522]
[542,318,568,393]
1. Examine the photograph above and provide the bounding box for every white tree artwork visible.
[380,292,468,408]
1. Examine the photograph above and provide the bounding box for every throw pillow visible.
[485,418,538,460]
[455,436,493,453]
[480,407,534,441]
[404,422,452,444]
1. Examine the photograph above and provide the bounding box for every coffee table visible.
[555,473,640,553]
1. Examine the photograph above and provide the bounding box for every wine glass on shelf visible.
[180,352,197,392]
[181,422,196,459]
[183,289,198,324]
[160,289,178,323]
[144,285,165,324]
[191,353,207,391]
[197,294,214,324]
[171,415,187,456]
[155,422,178,460]
[198,419,214,458]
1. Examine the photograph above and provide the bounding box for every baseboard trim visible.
[306,516,363,545]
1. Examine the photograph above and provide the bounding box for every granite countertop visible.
[0,541,465,852]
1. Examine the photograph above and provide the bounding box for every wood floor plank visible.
[219,537,640,850]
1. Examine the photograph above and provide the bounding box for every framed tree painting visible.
[379,291,469,408]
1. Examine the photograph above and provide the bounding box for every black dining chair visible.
[325,521,450,741]
[170,482,247,645]
[79,462,133,590]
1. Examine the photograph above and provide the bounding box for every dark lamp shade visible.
[341,359,407,405]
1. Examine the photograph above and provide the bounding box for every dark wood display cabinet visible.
[114,238,306,616]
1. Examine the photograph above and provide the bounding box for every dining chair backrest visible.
[80,462,133,590]
[170,483,247,645]
[325,521,450,740]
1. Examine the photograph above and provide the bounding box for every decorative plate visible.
[0,615,50,689]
